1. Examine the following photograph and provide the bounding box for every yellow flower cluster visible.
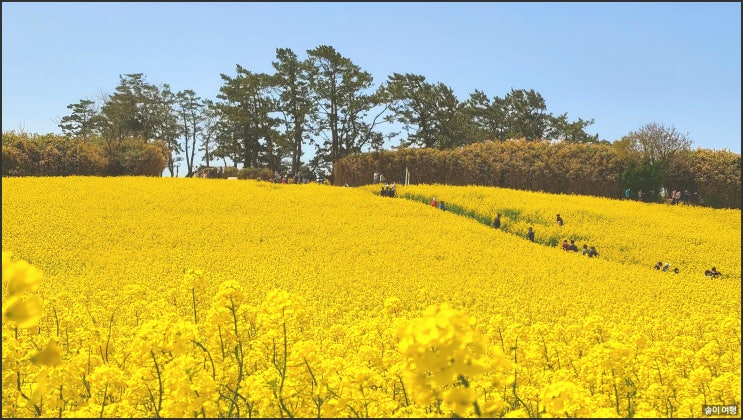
[397,302,512,417]
[3,251,44,329]
[1,176,740,418]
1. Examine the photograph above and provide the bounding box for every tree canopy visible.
[49,45,684,182]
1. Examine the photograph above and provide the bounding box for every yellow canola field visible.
[373,183,741,280]
[2,176,740,418]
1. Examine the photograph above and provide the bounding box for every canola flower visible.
[1,176,741,418]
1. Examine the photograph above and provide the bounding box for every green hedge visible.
[2,132,168,177]
[335,140,741,209]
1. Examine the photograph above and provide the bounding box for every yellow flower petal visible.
[30,341,62,367]
[3,295,44,328]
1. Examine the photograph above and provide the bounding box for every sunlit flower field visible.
[2,176,740,418]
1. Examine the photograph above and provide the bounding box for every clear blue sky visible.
[4,2,741,165]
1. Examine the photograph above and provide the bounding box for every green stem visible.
[191,287,198,324]
[99,382,109,418]
[150,350,163,418]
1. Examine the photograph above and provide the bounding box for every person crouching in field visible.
[581,245,598,257]
[704,267,722,278]
[587,246,598,257]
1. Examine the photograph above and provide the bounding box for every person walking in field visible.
[556,214,564,226]
[492,213,501,229]
[568,240,578,252]
[430,197,438,207]
[526,227,535,242]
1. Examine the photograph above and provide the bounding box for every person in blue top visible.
[526,227,535,242]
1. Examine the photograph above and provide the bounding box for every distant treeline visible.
[3,132,740,210]
[334,139,741,209]
[42,46,604,180]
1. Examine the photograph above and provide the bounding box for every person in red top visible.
[430,197,438,207]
